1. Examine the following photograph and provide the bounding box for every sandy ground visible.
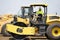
[0,34,48,40]
[0,34,13,40]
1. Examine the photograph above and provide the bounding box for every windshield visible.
[24,8,29,16]
[17,9,22,17]
[32,6,44,14]
[17,7,29,18]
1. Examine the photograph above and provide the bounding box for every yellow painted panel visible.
[17,17,29,25]
[6,24,35,35]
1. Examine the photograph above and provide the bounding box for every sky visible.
[0,0,60,16]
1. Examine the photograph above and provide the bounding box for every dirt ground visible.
[0,34,48,40]
[0,34,13,40]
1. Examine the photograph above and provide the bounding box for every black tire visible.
[11,34,26,39]
[46,23,60,40]
[11,22,27,39]
[1,24,11,36]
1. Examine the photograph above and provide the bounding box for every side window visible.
[24,8,29,16]
[24,8,29,18]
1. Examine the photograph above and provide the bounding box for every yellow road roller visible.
[6,4,60,40]
[0,14,13,36]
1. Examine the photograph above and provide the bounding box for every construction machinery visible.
[6,4,60,40]
[0,14,13,36]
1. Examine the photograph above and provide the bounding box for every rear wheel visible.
[11,34,26,39]
[46,23,60,40]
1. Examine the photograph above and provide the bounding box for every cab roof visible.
[30,4,48,7]
[21,6,30,8]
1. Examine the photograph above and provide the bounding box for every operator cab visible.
[29,4,48,34]
[29,4,47,24]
